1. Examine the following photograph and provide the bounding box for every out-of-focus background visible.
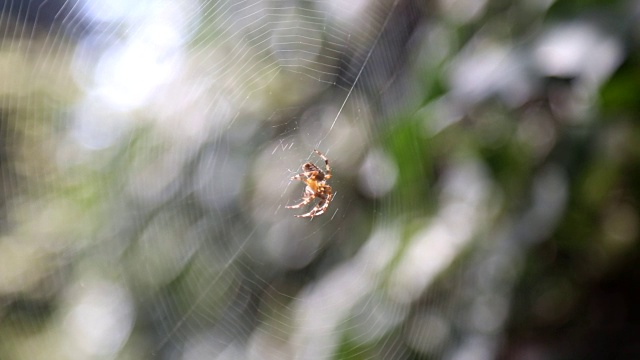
[1,0,639,359]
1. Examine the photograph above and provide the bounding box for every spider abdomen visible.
[287,150,333,218]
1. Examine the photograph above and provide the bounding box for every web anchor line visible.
[316,0,402,150]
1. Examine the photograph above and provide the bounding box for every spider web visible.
[0,0,426,358]
[1,0,629,359]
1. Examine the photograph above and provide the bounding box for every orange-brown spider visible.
[286,149,333,218]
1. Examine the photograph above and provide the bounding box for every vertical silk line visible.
[317,0,402,149]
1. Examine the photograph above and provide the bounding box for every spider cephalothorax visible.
[286,149,333,218]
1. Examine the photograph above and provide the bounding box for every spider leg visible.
[286,187,315,209]
[294,206,320,218]
[312,193,332,216]
[286,197,314,209]
[294,203,324,218]
[290,171,316,181]
[314,149,331,180]
[294,193,331,218]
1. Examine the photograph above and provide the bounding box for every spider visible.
[286,149,333,218]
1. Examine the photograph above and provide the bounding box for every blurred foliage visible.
[1,0,640,359]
